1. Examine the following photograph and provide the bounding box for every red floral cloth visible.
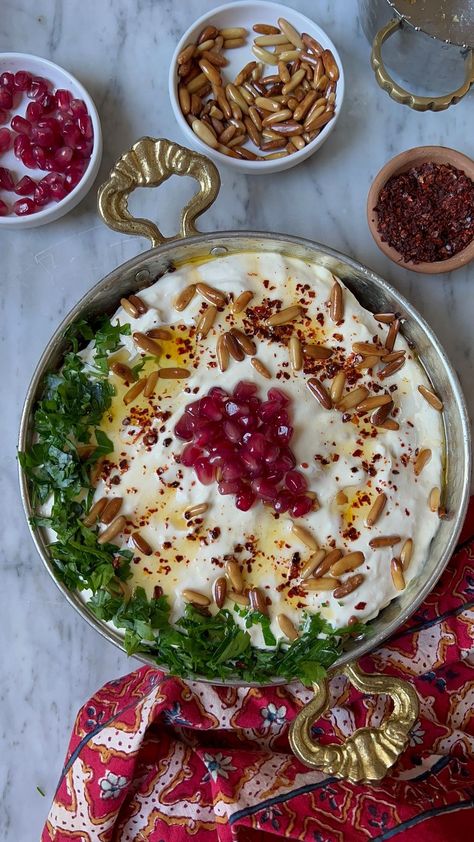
[43,505,474,842]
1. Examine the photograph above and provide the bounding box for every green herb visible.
[20,317,366,685]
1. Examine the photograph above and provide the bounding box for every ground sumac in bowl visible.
[374,161,474,264]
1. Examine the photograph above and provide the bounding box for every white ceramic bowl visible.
[0,52,102,229]
[169,1,344,174]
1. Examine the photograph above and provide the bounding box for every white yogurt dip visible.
[84,251,443,644]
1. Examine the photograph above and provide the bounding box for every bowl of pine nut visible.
[169,1,344,173]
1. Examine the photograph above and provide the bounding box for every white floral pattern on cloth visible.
[99,771,128,799]
[202,752,237,782]
[409,721,425,746]
[261,703,287,728]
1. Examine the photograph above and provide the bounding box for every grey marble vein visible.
[0,0,473,838]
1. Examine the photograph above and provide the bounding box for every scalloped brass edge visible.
[289,662,419,782]
[371,18,474,112]
[97,137,221,246]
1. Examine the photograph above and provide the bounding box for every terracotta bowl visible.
[367,146,474,275]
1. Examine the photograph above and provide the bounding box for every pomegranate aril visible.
[285,470,308,493]
[223,420,242,443]
[200,396,223,421]
[291,495,314,517]
[44,154,59,171]
[273,422,293,444]
[218,479,242,496]
[21,146,37,169]
[0,128,11,153]
[31,145,47,168]
[259,400,281,422]
[207,439,235,461]
[14,134,29,157]
[49,179,67,201]
[0,89,13,109]
[174,413,195,440]
[274,490,293,513]
[263,442,280,464]
[77,113,93,139]
[34,182,51,206]
[55,88,72,111]
[0,71,14,90]
[64,165,84,192]
[39,93,56,113]
[62,121,81,147]
[246,432,267,457]
[28,77,49,100]
[236,488,256,511]
[233,381,257,401]
[0,109,8,125]
[221,459,243,481]
[268,387,289,406]
[180,443,202,467]
[15,175,36,196]
[194,422,219,447]
[240,451,262,476]
[209,387,227,400]
[70,98,87,117]
[14,70,32,91]
[194,457,216,485]
[54,145,73,166]
[0,166,15,190]
[252,478,279,501]
[11,115,32,136]
[13,197,37,215]
[31,124,57,148]
[26,101,43,122]
[0,199,8,216]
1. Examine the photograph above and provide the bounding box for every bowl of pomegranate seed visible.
[0,52,102,228]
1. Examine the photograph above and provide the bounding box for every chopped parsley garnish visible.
[19,316,365,684]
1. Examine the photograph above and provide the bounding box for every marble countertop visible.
[1,0,473,837]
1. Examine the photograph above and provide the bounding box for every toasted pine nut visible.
[302,32,324,56]
[357,394,393,412]
[254,95,280,112]
[157,367,190,379]
[329,279,343,322]
[224,331,245,362]
[199,59,221,87]
[400,538,413,569]
[279,49,300,62]
[391,558,405,591]
[229,590,250,606]
[333,574,364,599]
[379,357,406,379]
[254,33,289,46]
[305,577,340,591]
[418,385,443,411]
[232,290,254,313]
[356,355,380,372]
[385,318,400,353]
[230,327,256,356]
[83,497,107,527]
[249,105,263,130]
[97,515,127,545]
[262,108,293,126]
[371,400,394,427]
[307,377,332,410]
[429,487,441,512]
[251,357,271,379]
[216,334,229,372]
[291,522,318,551]
[369,535,401,548]
[184,502,208,519]
[304,344,332,360]
[132,532,153,556]
[143,370,159,397]
[249,586,268,615]
[226,558,243,592]
[293,90,318,121]
[101,497,123,525]
[374,312,396,323]
[174,284,196,312]
[253,24,281,35]
[300,548,326,580]
[266,305,302,326]
[366,492,387,527]
[282,68,306,95]
[414,448,432,476]
[335,490,348,506]
[379,419,400,431]
[381,350,405,363]
[196,282,226,307]
[226,83,249,113]
[289,335,303,370]
[196,305,217,340]
[213,576,227,609]
[133,332,162,356]
[182,589,211,606]
[278,16,303,48]
[220,26,247,38]
[234,60,257,86]
[277,613,299,641]
[337,386,369,412]
[123,378,146,405]
[192,117,218,148]
[322,49,339,80]
[252,45,279,65]
[330,552,364,576]
[223,37,246,49]
[352,342,385,356]
[110,361,134,382]
[314,549,342,577]
[198,25,218,44]
[330,371,346,403]
[278,60,290,83]
[120,297,139,318]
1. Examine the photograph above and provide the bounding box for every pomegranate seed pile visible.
[175,381,314,517]
[0,70,93,217]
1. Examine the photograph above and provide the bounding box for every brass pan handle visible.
[289,662,419,783]
[97,137,221,246]
[371,18,474,112]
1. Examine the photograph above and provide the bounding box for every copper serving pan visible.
[18,138,471,783]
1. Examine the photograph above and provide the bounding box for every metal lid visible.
[389,0,474,47]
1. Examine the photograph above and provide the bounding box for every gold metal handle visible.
[289,662,419,783]
[97,137,221,246]
[371,18,474,112]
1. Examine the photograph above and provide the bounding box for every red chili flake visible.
[355,601,366,610]
[375,161,474,263]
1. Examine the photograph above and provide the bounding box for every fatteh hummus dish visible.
[22,251,444,683]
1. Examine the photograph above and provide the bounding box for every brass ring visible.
[371,18,474,112]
